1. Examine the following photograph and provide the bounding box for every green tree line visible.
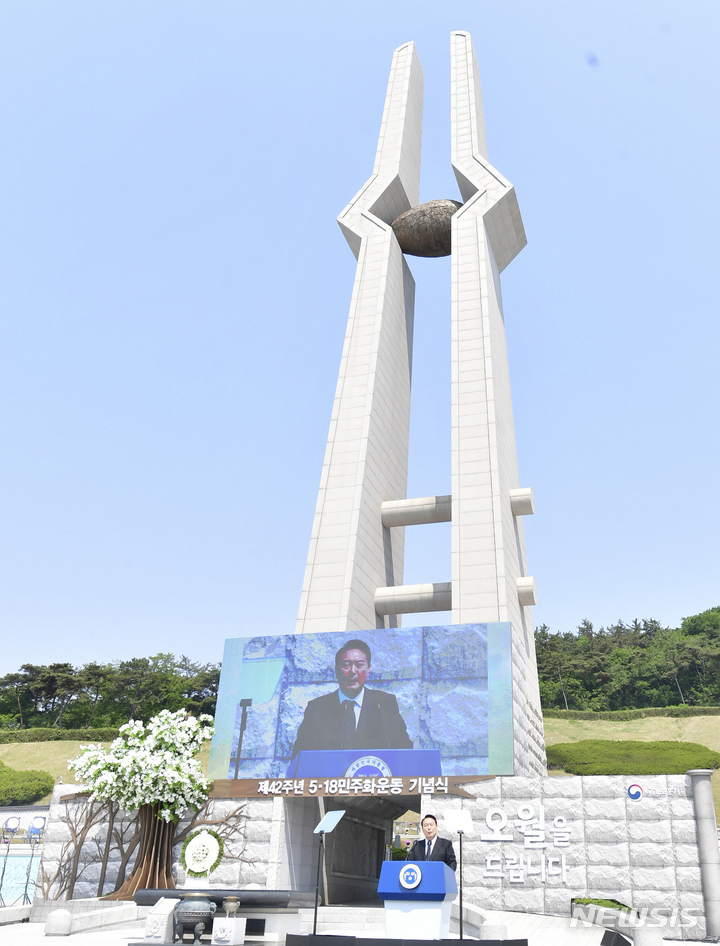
[536,605,720,711]
[0,654,219,729]
[2,605,717,726]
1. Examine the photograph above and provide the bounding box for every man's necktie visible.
[341,699,356,750]
[426,840,431,859]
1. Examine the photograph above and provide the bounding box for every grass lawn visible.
[0,742,212,805]
[544,715,720,821]
[543,715,720,750]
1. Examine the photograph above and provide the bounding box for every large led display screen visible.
[208,622,514,796]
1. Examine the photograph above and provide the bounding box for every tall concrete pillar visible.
[295,41,423,635]
[688,769,720,938]
[295,33,546,774]
[449,30,545,773]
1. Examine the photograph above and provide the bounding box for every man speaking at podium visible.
[292,639,413,755]
[406,814,457,870]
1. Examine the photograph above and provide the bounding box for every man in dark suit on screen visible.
[406,814,457,870]
[291,639,413,756]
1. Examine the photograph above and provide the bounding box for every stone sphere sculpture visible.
[391,199,463,257]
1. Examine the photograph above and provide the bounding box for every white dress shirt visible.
[338,686,365,727]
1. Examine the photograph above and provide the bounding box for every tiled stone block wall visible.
[35,785,140,904]
[425,775,706,939]
[36,791,370,909]
[34,786,270,906]
[37,774,710,940]
[267,796,317,891]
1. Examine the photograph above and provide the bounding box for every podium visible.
[377,861,457,940]
[286,748,442,778]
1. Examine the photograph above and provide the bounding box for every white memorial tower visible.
[296,32,545,776]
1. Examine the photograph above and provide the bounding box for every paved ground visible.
[0,910,710,945]
[0,926,147,944]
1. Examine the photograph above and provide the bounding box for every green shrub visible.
[0,760,54,805]
[572,898,631,912]
[0,728,120,745]
[547,740,720,775]
[543,706,720,721]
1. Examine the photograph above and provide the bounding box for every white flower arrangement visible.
[181,828,223,878]
[68,709,215,822]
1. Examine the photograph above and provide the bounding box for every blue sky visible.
[1,1,718,672]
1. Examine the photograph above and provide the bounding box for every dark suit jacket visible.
[407,836,457,871]
[291,687,412,756]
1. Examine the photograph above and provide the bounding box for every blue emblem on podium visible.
[398,864,421,889]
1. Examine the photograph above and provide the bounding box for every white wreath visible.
[182,830,222,876]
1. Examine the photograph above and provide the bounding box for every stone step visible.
[298,917,383,920]
[298,907,384,917]
[301,912,384,918]
[298,906,386,934]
